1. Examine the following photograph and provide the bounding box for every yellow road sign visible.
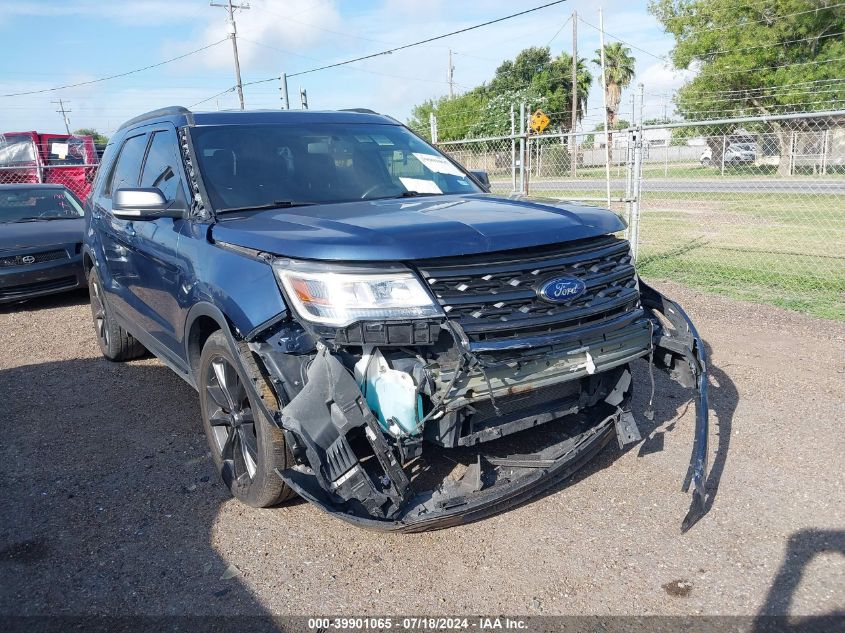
[530,109,550,133]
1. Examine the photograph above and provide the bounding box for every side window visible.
[106,134,148,197]
[140,130,183,202]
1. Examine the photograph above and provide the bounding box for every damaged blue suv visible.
[84,107,708,531]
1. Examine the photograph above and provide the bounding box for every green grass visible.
[637,193,845,320]
[494,188,845,320]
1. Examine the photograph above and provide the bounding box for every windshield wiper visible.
[13,216,77,222]
[216,201,317,214]
[388,191,443,199]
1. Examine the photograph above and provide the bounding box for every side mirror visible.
[470,170,490,190]
[112,187,184,219]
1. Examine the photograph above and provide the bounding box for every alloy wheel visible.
[204,356,259,485]
[89,275,109,348]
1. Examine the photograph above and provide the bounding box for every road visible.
[1,284,843,620]
[491,178,845,195]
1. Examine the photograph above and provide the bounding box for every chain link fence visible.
[436,110,845,319]
[0,165,99,202]
[0,133,99,201]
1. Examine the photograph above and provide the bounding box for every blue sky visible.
[0,0,693,136]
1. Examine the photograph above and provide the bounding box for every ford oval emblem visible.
[538,275,586,303]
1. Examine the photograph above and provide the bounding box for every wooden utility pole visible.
[570,11,578,177]
[53,99,71,134]
[210,0,249,110]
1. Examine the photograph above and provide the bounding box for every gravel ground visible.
[0,283,843,618]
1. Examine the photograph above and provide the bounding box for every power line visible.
[708,56,845,76]
[239,37,461,87]
[577,16,668,62]
[190,86,235,109]
[546,14,572,48]
[0,38,228,98]
[676,88,845,105]
[285,0,569,79]
[667,3,845,37]
[701,31,845,57]
[702,78,845,96]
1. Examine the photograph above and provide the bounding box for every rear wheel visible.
[88,268,146,361]
[198,331,296,507]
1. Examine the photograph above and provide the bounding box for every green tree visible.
[592,43,636,146]
[467,88,548,139]
[408,46,592,141]
[534,52,593,132]
[73,128,108,145]
[650,0,845,174]
[407,90,488,142]
[489,47,553,94]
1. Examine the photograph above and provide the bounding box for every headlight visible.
[273,261,443,327]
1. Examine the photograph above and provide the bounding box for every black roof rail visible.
[117,106,191,132]
[340,108,379,114]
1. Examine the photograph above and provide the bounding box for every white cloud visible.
[194,0,343,71]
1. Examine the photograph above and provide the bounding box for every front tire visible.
[198,331,296,508]
[88,267,146,361]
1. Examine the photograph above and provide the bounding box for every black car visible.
[0,184,86,303]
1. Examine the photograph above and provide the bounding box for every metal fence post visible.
[630,127,643,262]
[510,104,516,191]
[789,130,797,175]
[623,129,634,240]
[720,134,726,176]
[822,129,829,175]
[519,102,526,195]
[429,112,438,144]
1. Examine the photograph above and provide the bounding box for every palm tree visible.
[593,43,635,146]
[551,52,593,131]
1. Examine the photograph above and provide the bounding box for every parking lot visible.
[1,281,842,619]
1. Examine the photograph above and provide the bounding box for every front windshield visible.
[0,188,84,222]
[190,122,481,210]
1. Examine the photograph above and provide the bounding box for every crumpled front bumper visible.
[639,281,710,532]
[265,280,709,533]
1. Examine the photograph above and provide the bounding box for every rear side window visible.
[106,134,147,197]
[140,130,183,202]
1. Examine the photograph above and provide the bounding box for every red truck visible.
[0,131,99,200]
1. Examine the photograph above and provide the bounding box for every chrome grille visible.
[416,236,641,344]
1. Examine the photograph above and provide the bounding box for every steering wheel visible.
[360,182,400,199]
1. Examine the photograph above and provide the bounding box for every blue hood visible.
[0,218,84,251]
[211,194,625,261]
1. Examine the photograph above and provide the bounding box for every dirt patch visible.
[1,286,843,617]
